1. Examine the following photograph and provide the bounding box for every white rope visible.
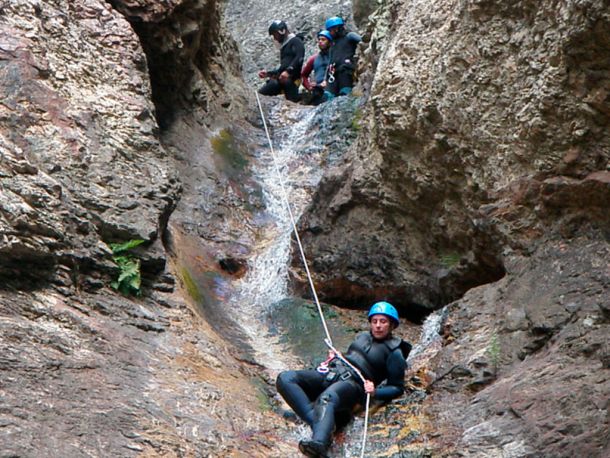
[361,393,371,458]
[323,338,370,457]
[254,91,333,345]
[254,92,370,458]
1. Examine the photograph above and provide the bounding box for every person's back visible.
[278,33,305,81]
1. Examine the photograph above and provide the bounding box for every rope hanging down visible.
[254,91,332,345]
[254,92,370,458]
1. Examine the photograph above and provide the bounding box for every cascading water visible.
[408,306,448,367]
[229,102,328,373]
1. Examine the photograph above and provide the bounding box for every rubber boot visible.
[323,90,335,102]
[298,439,329,457]
[302,392,336,456]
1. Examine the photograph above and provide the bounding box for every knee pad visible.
[317,392,338,407]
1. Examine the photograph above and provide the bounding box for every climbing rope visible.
[254,91,332,345]
[255,92,370,458]
[323,339,371,458]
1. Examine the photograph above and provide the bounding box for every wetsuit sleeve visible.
[301,55,315,90]
[373,349,406,401]
[347,31,362,43]
[284,38,305,78]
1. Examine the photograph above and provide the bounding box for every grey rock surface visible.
[1,0,609,457]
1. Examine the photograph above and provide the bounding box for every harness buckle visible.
[339,370,352,381]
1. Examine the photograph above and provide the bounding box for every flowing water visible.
[229,102,329,374]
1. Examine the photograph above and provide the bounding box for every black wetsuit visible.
[276,332,410,449]
[259,34,304,102]
[328,30,361,96]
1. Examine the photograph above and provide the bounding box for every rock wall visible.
[0,0,180,287]
[297,0,610,456]
[0,1,292,456]
[298,0,609,310]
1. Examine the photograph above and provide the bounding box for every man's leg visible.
[335,64,355,96]
[299,380,363,456]
[276,369,326,426]
[258,79,282,96]
[282,80,301,102]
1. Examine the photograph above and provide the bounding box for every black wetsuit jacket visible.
[344,331,411,401]
[267,34,304,80]
[329,29,361,68]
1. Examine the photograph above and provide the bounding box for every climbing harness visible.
[316,354,333,374]
[255,91,370,458]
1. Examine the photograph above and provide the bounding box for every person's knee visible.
[276,370,298,390]
[316,391,339,407]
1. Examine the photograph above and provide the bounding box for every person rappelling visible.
[258,20,305,103]
[300,30,334,106]
[276,302,412,458]
[255,67,409,456]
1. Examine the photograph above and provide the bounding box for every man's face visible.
[369,314,393,340]
[271,30,285,43]
[327,26,339,38]
[318,36,331,50]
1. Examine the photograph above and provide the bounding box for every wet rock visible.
[425,238,609,457]
[0,1,297,456]
[299,0,609,307]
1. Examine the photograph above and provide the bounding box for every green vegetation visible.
[109,239,145,296]
[211,129,248,172]
[486,332,501,374]
[351,107,363,131]
[180,266,202,302]
[439,252,461,268]
[251,376,272,412]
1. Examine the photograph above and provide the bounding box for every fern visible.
[109,239,144,296]
[109,239,145,254]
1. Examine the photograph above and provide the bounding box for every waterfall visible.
[408,306,447,365]
[230,103,326,372]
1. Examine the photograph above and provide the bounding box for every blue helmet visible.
[325,16,344,30]
[368,301,399,326]
[317,30,333,41]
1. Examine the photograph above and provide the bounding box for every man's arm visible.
[301,55,316,90]
[373,349,406,401]
[347,31,362,43]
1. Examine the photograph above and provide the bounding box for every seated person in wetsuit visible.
[258,20,304,103]
[301,30,333,106]
[276,302,411,458]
